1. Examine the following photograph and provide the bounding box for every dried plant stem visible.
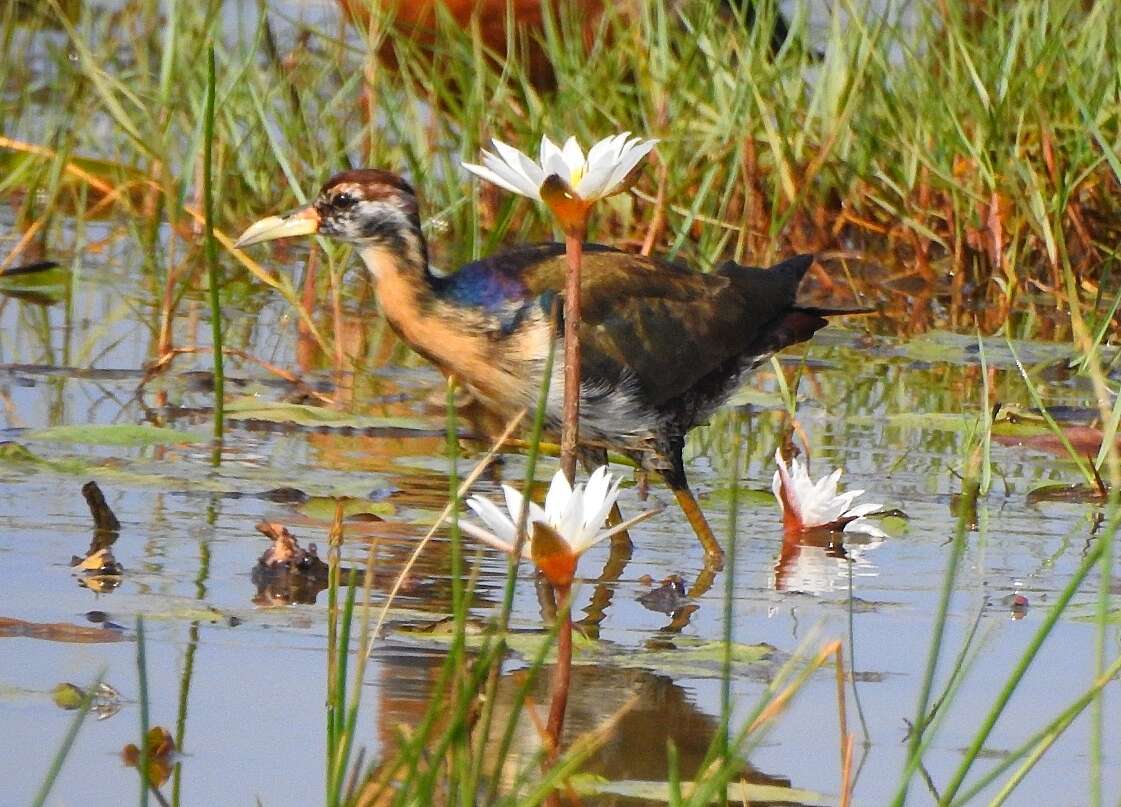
[560,231,585,482]
[835,644,854,807]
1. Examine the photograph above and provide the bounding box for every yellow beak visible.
[233,205,320,248]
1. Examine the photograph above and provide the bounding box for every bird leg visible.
[672,485,725,573]
[658,437,725,573]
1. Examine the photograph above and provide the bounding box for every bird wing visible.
[446,244,812,408]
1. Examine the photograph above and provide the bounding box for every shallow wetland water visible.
[1,228,1118,805]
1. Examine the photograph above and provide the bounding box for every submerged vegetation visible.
[2,0,1120,805]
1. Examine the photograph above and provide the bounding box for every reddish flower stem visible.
[545,582,573,762]
[559,231,584,483]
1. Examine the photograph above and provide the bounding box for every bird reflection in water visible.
[365,652,800,805]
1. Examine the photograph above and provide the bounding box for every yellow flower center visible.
[569,164,585,189]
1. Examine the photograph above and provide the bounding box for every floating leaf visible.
[300,496,396,521]
[572,776,828,805]
[51,681,123,719]
[724,386,789,409]
[898,330,1075,368]
[618,637,776,677]
[0,616,128,643]
[1026,483,1108,504]
[51,683,86,710]
[225,397,434,431]
[0,262,69,288]
[26,424,204,446]
[844,411,972,431]
[0,441,39,462]
[394,623,775,678]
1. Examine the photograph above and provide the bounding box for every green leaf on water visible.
[899,330,1074,368]
[1072,609,1121,624]
[225,397,434,431]
[703,485,781,507]
[570,775,829,805]
[0,263,70,288]
[26,424,204,446]
[844,411,973,431]
[51,683,86,710]
[618,637,775,677]
[0,441,40,462]
[394,623,775,678]
[724,386,789,409]
[300,497,397,521]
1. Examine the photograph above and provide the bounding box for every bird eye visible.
[334,192,356,209]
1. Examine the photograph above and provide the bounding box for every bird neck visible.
[355,230,461,363]
[355,219,432,284]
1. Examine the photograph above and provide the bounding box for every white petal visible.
[502,484,546,532]
[491,139,545,189]
[554,483,584,548]
[586,132,627,167]
[458,519,521,556]
[812,467,843,502]
[543,469,573,524]
[575,162,616,199]
[602,138,657,194]
[543,150,571,185]
[463,160,539,200]
[539,134,563,167]
[480,151,540,196]
[466,495,516,543]
[845,502,883,518]
[843,517,888,539]
[560,136,586,174]
[581,467,621,540]
[773,449,802,522]
[490,138,528,171]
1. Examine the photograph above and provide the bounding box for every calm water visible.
[2,218,1117,806]
[3,3,1119,806]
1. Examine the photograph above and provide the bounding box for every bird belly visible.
[544,352,662,447]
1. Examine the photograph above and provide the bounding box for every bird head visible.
[234,169,423,251]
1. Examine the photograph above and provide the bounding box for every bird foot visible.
[703,548,725,573]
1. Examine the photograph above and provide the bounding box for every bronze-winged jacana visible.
[236,169,857,567]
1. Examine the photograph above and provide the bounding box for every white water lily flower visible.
[772,450,886,537]
[459,467,657,584]
[463,132,658,203]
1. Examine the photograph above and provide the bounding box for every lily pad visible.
[571,775,830,805]
[898,331,1076,368]
[225,397,435,432]
[0,262,69,288]
[1025,483,1108,504]
[724,386,789,410]
[844,411,972,431]
[300,496,397,521]
[1070,607,1121,624]
[617,637,776,677]
[0,441,39,462]
[392,622,776,678]
[0,616,128,643]
[26,424,204,446]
